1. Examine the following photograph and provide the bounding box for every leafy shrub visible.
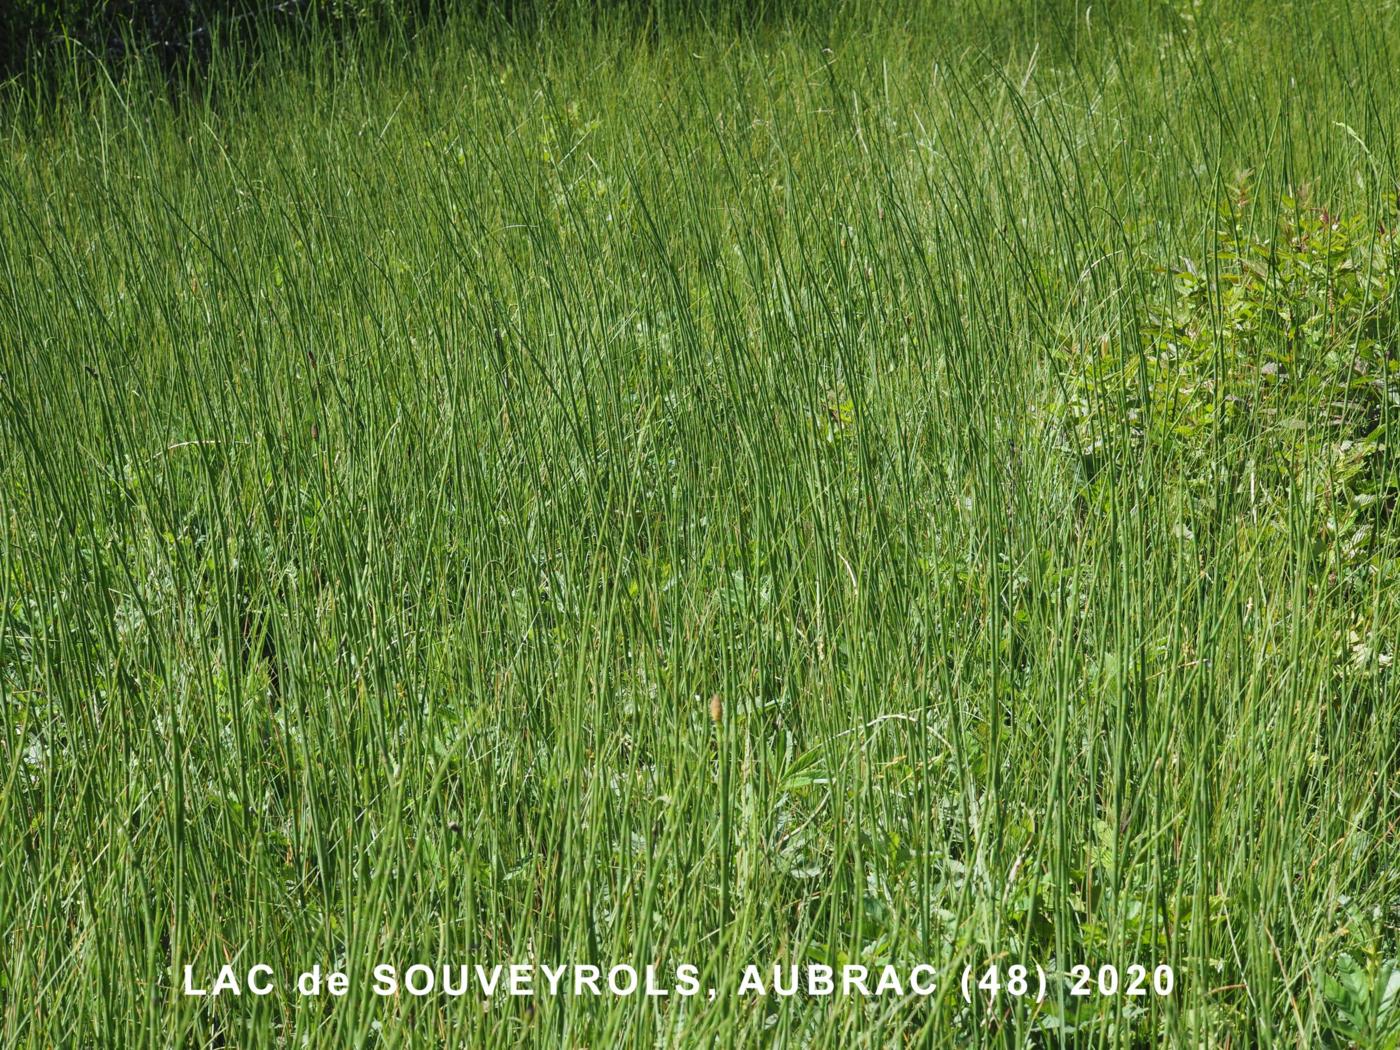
[1058,182,1400,573]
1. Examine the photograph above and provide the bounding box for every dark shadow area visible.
[2,0,1180,86]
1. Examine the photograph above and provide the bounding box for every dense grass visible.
[2,2,1399,1045]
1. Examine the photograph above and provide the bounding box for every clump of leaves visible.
[1324,953,1400,1047]
[1058,181,1400,571]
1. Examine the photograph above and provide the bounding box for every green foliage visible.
[1324,953,1400,1047]
[3,2,1400,1046]
[1060,183,1400,572]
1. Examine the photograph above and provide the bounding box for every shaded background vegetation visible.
[3,0,1206,83]
[2,0,424,76]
